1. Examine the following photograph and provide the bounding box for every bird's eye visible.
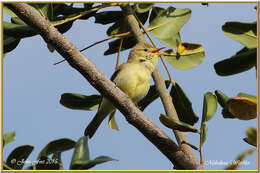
[144,48,148,52]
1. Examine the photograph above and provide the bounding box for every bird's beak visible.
[152,47,165,56]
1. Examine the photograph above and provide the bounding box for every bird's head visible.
[128,42,165,71]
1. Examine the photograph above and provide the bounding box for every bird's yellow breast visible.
[113,62,152,103]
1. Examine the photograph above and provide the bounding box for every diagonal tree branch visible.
[120,4,200,168]
[6,3,199,169]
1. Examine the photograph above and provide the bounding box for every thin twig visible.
[54,32,130,65]
[116,38,124,69]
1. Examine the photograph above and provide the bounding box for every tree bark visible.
[6,3,200,169]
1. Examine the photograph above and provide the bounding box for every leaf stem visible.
[116,38,124,69]
[199,123,204,168]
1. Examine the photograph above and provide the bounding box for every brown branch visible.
[6,3,199,170]
[120,4,200,169]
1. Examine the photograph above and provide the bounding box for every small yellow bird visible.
[84,42,164,138]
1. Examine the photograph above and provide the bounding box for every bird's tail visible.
[84,98,114,138]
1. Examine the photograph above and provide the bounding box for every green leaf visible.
[169,82,199,126]
[225,148,255,170]
[3,131,16,147]
[159,114,199,133]
[60,93,101,111]
[164,42,205,70]
[4,21,38,38]
[94,11,123,25]
[35,156,60,170]
[81,156,118,170]
[52,152,64,170]
[215,90,230,108]
[201,92,218,122]
[148,7,191,49]
[138,81,170,111]
[104,36,138,55]
[222,22,257,49]
[3,5,17,17]
[201,123,208,145]
[214,48,256,76]
[70,136,90,169]
[107,11,149,36]
[54,20,74,34]
[11,17,26,25]
[243,128,256,147]
[29,3,53,19]
[4,35,21,53]
[47,43,55,53]
[6,145,34,169]
[135,3,154,13]
[243,138,256,147]
[37,138,75,160]
[70,136,117,170]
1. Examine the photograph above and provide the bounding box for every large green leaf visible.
[3,131,16,147]
[4,35,21,53]
[214,47,256,76]
[201,92,217,123]
[135,3,154,13]
[37,138,75,160]
[4,22,37,38]
[6,145,34,169]
[159,114,199,133]
[60,93,101,111]
[70,136,90,169]
[169,83,199,126]
[104,36,138,55]
[222,22,257,49]
[94,11,123,25]
[138,81,170,111]
[148,7,191,48]
[164,42,205,70]
[107,10,149,36]
[70,136,117,170]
